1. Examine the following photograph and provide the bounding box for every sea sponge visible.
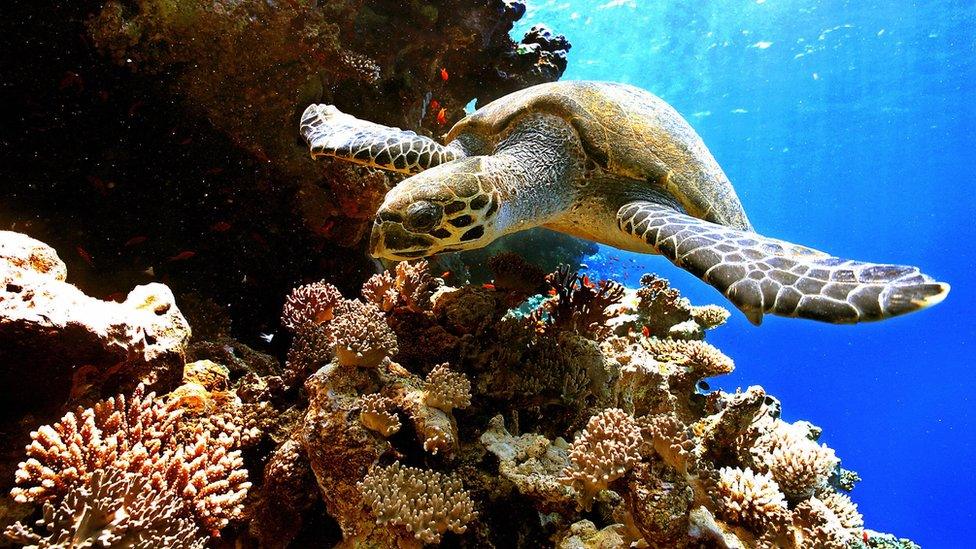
[5,469,205,548]
[423,364,472,413]
[645,338,735,378]
[281,280,342,332]
[715,467,789,530]
[358,461,477,544]
[331,299,398,367]
[560,408,642,509]
[359,393,401,437]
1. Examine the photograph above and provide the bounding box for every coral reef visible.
[0,229,921,547]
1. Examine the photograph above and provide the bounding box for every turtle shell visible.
[445,81,751,230]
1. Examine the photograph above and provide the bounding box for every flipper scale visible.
[616,201,949,325]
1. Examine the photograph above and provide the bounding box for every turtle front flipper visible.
[300,104,467,174]
[616,201,949,325]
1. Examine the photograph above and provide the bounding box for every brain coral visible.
[358,461,477,544]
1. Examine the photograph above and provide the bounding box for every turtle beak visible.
[368,219,435,260]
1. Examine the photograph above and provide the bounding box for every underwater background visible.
[0,0,972,546]
[514,1,974,546]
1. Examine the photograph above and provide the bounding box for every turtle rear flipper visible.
[617,201,949,325]
[301,104,466,174]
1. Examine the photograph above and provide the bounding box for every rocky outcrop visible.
[0,231,190,413]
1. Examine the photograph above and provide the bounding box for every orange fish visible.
[548,288,558,296]
[441,271,451,278]
[210,221,232,232]
[168,250,196,262]
[124,235,148,247]
[436,108,447,125]
[582,275,595,288]
[482,283,495,290]
[76,246,94,267]
[641,325,650,338]
[440,67,449,81]
[430,99,441,111]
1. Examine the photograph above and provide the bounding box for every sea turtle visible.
[300,81,948,324]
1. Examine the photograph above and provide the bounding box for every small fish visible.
[259,332,275,344]
[142,266,155,277]
[124,235,148,247]
[168,250,196,262]
[862,532,869,543]
[76,246,94,267]
[440,67,449,81]
[548,288,558,296]
[430,99,441,112]
[582,275,595,288]
[482,283,495,290]
[436,108,447,125]
[641,325,650,338]
[441,271,451,278]
[210,221,232,232]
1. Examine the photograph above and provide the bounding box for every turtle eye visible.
[404,201,443,233]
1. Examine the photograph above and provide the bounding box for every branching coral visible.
[791,496,850,549]
[331,299,398,367]
[12,385,251,536]
[715,466,789,531]
[645,337,735,379]
[362,271,398,312]
[560,408,642,509]
[423,364,472,413]
[6,469,206,549]
[358,461,477,545]
[690,304,731,330]
[284,323,333,387]
[820,491,863,535]
[281,281,343,332]
[750,422,839,500]
[359,394,401,437]
[640,413,696,473]
[395,260,440,313]
[534,265,625,338]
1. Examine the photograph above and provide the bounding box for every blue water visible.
[516,1,974,546]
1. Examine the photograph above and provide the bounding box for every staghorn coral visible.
[281,280,343,333]
[331,299,398,368]
[12,385,250,535]
[358,461,477,545]
[534,266,625,338]
[423,364,472,413]
[6,469,205,549]
[359,393,401,437]
[715,466,790,531]
[560,408,642,509]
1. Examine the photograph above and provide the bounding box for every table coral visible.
[358,461,477,545]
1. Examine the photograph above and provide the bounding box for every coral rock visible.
[0,231,189,410]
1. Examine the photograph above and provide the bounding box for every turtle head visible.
[369,158,503,260]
